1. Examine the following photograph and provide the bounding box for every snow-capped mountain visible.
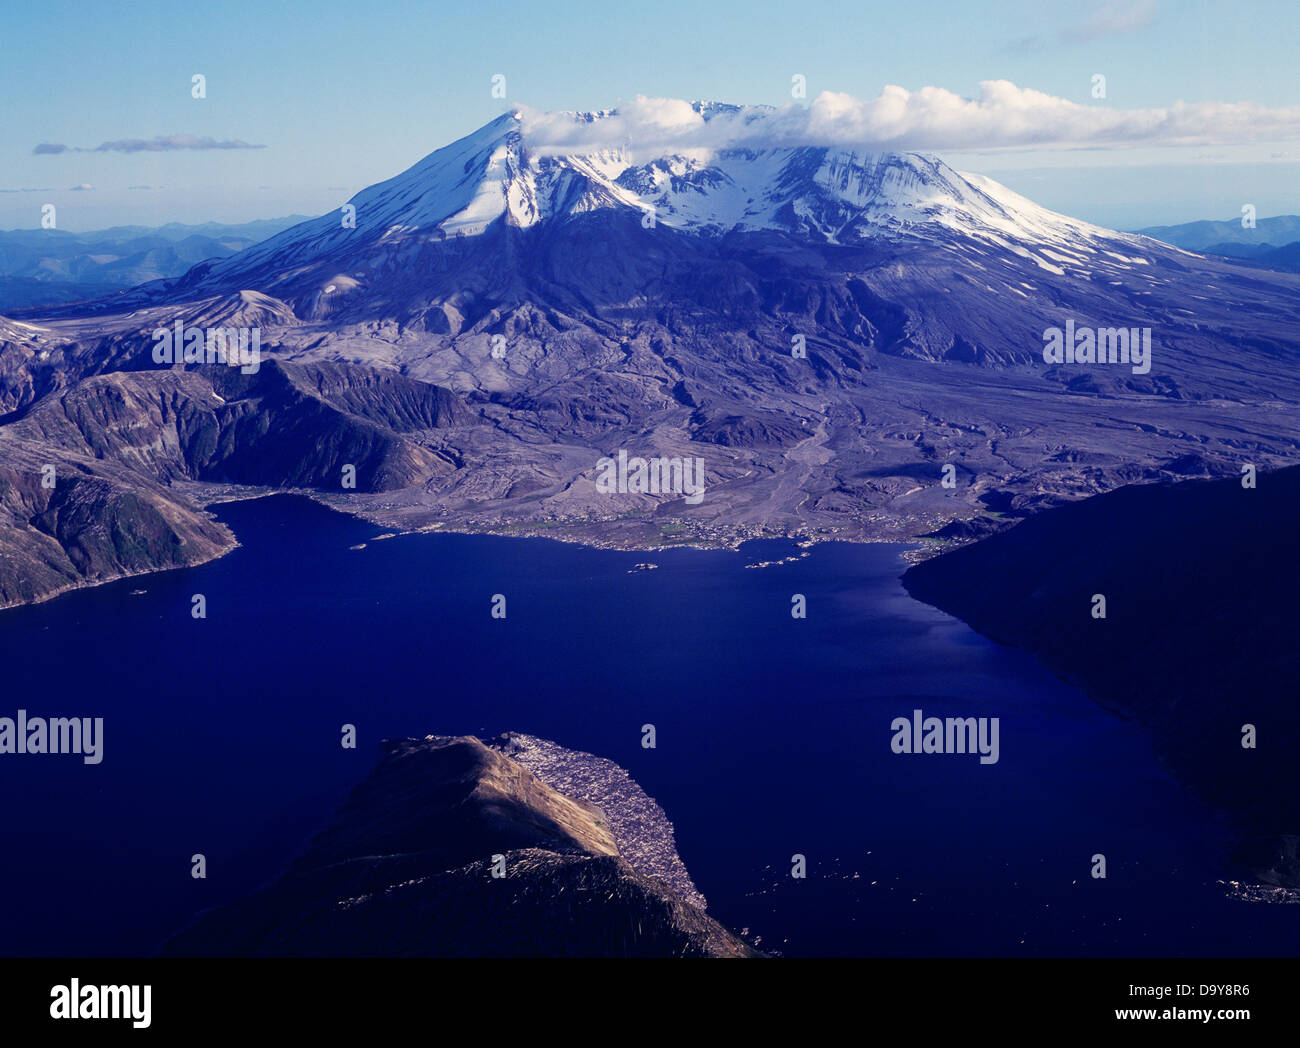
[138,104,1162,309]
[26,100,1300,429]
[29,101,1300,390]
[6,102,1300,611]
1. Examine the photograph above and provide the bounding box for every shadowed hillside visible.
[904,465,1300,886]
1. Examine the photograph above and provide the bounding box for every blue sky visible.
[3,0,1298,230]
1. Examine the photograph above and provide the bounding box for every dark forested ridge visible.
[904,465,1300,886]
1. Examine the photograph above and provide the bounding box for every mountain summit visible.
[143,106,1151,307]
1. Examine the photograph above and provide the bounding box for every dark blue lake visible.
[2,493,1296,956]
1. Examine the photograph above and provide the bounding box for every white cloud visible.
[518,82,1300,155]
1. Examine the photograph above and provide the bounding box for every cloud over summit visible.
[518,82,1300,155]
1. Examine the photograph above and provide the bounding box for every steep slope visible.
[0,451,233,610]
[0,360,476,607]
[161,735,759,957]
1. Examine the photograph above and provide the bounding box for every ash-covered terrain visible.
[3,103,1300,606]
[489,731,708,911]
[161,734,758,957]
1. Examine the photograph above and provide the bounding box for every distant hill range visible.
[0,217,310,309]
[1136,214,1300,273]
[1204,241,1300,273]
